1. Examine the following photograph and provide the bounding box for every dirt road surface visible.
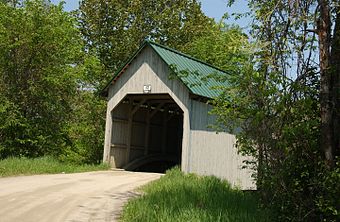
[0,171,161,222]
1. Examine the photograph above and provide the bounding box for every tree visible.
[0,0,82,158]
[184,23,250,75]
[78,0,214,89]
[61,55,107,164]
[210,0,340,220]
[317,0,340,168]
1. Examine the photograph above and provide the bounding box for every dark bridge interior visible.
[110,94,183,173]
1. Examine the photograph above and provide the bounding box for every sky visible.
[50,0,250,29]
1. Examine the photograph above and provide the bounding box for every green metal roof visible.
[148,41,227,99]
[102,41,227,99]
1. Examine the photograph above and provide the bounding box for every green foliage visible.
[315,160,340,219]
[0,1,107,164]
[183,23,250,75]
[121,167,273,222]
[0,0,82,158]
[62,91,106,164]
[0,156,110,177]
[212,45,340,220]
[78,0,214,89]
[210,0,340,221]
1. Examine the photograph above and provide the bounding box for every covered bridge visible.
[102,41,254,189]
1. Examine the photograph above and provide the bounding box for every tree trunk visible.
[330,8,340,160]
[317,0,334,168]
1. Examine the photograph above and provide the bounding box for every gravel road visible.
[0,170,161,222]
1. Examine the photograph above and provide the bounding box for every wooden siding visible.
[103,46,191,171]
[188,100,255,189]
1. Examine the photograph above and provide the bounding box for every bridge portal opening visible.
[110,94,183,173]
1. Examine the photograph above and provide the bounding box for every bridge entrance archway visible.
[110,94,183,173]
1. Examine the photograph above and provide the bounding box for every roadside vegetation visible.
[120,167,273,222]
[0,156,110,177]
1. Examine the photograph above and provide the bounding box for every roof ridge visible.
[145,41,227,74]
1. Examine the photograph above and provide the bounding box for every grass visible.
[0,156,110,177]
[121,167,273,222]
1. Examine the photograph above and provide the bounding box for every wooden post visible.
[125,99,133,164]
[126,98,146,164]
[144,104,150,155]
[162,107,168,154]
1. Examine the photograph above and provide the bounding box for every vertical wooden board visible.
[186,99,255,189]
[131,124,146,147]
[149,125,163,152]
[105,97,130,163]
[144,110,151,155]
[161,108,168,154]
[103,110,113,163]
[110,147,126,168]
[112,104,129,144]
[111,122,128,144]
[189,130,255,190]
[125,107,133,164]
[190,100,216,131]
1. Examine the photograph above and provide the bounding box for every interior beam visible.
[150,102,165,118]
[131,98,147,115]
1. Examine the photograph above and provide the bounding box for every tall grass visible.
[121,167,273,222]
[0,156,110,177]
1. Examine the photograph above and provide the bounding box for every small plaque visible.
[143,84,151,93]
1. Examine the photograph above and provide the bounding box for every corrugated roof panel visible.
[148,42,227,99]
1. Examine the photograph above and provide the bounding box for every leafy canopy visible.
[0,0,82,158]
[78,0,214,88]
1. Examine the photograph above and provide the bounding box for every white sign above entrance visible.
[143,85,151,93]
